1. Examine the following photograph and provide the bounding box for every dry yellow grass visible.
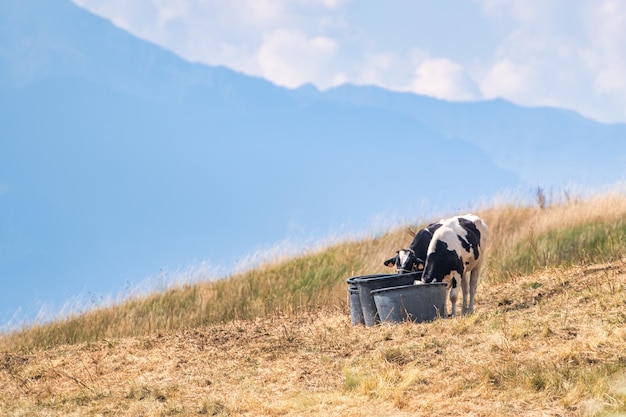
[2,191,626,416]
[1,261,625,416]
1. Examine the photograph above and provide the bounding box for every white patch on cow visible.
[397,249,410,267]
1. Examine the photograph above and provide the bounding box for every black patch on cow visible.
[426,222,443,234]
[422,240,464,284]
[457,217,481,260]
[384,255,398,268]
[457,234,471,252]
[408,222,442,264]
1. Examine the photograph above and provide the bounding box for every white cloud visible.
[480,58,532,99]
[310,0,342,9]
[152,0,189,27]
[472,0,626,122]
[410,58,481,101]
[353,49,428,92]
[72,0,626,123]
[585,1,626,93]
[256,29,341,88]
[356,53,394,86]
[234,0,287,25]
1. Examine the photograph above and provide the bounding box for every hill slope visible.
[1,262,625,416]
[2,192,626,416]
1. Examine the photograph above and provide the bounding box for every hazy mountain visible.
[310,85,626,186]
[1,0,622,327]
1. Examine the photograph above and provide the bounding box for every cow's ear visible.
[416,258,425,270]
[384,257,396,267]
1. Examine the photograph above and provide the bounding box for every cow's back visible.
[427,214,487,273]
[458,214,489,247]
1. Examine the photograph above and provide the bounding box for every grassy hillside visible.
[1,191,626,416]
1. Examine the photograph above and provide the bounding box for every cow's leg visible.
[468,267,481,314]
[461,273,470,315]
[449,286,459,316]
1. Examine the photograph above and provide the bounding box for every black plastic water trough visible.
[346,277,366,325]
[372,282,447,324]
[347,272,422,326]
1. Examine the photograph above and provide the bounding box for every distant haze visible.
[1,0,625,329]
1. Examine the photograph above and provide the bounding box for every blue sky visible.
[71,0,626,124]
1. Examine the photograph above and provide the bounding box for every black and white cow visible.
[421,214,489,316]
[384,221,443,273]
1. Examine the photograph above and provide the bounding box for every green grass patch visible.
[496,220,626,278]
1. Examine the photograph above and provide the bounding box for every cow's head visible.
[384,249,425,274]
